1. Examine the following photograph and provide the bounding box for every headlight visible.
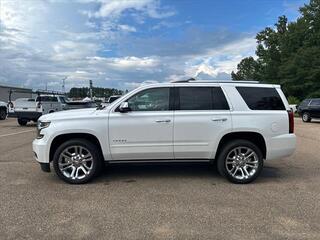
[37,121,51,139]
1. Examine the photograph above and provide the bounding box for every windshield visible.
[59,96,67,103]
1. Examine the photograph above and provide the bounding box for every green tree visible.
[232,0,320,100]
[231,57,260,80]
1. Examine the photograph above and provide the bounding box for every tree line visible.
[68,87,124,99]
[231,0,320,103]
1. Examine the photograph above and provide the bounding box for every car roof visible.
[138,81,280,89]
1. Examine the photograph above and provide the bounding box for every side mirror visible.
[119,102,131,113]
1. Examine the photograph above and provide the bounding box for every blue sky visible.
[0,0,308,91]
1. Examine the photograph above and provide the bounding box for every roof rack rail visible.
[171,77,196,83]
[171,79,260,84]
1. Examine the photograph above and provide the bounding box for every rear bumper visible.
[266,134,296,160]
[8,111,42,120]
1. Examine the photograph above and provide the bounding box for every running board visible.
[107,159,211,164]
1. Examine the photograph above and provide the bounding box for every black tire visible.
[17,118,28,126]
[52,139,103,184]
[0,108,7,120]
[217,139,263,184]
[302,112,311,122]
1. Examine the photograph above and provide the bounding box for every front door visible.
[108,87,174,160]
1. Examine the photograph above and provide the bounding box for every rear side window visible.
[310,99,320,106]
[212,87,229,110]
[236,87,285,110]
[37,96,58,102]
[178,87,229,110]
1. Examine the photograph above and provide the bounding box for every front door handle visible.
[155,119,171,123]
[211,118,227,122]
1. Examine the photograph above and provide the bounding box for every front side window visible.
[127,88,170,111]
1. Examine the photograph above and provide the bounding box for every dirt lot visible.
[0,117,319,240]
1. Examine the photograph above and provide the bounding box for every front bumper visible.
[33,138,51,172]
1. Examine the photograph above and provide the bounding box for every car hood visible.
[39,108,98,121]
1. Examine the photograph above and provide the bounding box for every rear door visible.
[173,86,232,159]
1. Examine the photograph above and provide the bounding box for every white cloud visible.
[118,24,137,32]
[0,0,256,91]
[52,41,100,60]
[106,56,159,69]
[79,0,175,19]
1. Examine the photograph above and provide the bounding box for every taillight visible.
[288,110,294,133]
[37,102,42,108]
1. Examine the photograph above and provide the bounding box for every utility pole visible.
[89,80,93,100]
[62,76,68,93]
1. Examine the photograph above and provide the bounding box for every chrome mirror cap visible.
[119,102,130,112]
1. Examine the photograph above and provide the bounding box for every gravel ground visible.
[0,117,319,240]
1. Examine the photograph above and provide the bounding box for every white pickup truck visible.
[9,95,68,126]
[33,80,296,184]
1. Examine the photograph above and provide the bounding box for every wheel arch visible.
[49,133,104,162]
[215,131,267,160]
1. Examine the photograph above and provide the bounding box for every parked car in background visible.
[33,80,296,184]
[65,100,96,110]
[107,95,122,104]
[297,98,320,122]
[9,94,97,126]
[9,95,67,126]
[0,101,7,120]
[101,95,122,108]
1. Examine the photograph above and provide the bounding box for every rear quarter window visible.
[236,87,285,110]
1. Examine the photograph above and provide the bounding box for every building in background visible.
[0,84,32,102]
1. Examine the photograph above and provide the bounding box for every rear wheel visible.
[302,112,311,122]
[0,108,7,120]
[17,118,28,126]
[53,139,103,184]
[217,140,263,184]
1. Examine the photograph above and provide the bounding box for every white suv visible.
[33,81,296,184]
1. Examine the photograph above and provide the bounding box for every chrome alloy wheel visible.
[58,146,93,180]
[225,147,259,180]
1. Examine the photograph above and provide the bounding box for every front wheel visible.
[302,112,311,122]
[217,140,263,184]
[53,139,103,184]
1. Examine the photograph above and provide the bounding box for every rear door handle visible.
[211,118,227,122]
[155,119,171,123]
